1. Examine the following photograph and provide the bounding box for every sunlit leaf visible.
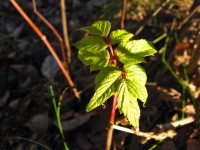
[119,55,146,65]
[94,65,116,89]
[117,39,156,64]
[123,64,147,103]
[78,49,110,71]
[117,80,140,129]
[92,20,111,37]
[74,36,108,52]
[86,68,121,111]
[109,29,133,44]
[79,26,102,36]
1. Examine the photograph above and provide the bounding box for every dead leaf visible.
[60,110,74,120]
[174,50,190,66]
[0,90,10,108]
[184,104,196,115]
[41,55,59,79]
[188,82,200,99]
[11,64,39,78]
[58,112,96,131]
[11,24,24,38]
[26,113,49,134]
[8,98,20,108]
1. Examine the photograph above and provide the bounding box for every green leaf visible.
[109,29,134,44]
[123,64,147,103]
[117,64,147,128]
[92,20,111,37]
[117,80,140,129]
[78,49,110,71]
[79,26,102,36]
[74,36,108,52]
[78,21,111,37]
[86,67,121,111]
[118,55,146,65]
[94,65,119,89]
[117,39,157,64]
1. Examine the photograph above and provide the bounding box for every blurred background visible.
[0,0,199,149]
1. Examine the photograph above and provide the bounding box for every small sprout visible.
[74,20,157,129]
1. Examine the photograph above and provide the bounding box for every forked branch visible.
[32,0,68,68]
[10,0,80,100]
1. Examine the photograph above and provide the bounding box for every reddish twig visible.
[10,0,80,100]
[120,0,127,29]
[135,0,170,36]
[60,0,72,63]
[109,94,118,125]
[106,1,127,148]
[32,0,68,68]
[104,37,114,56]
[105,94,118,150]
[105,36,118,149]
[105,125,114,150]
[104,37,117,66]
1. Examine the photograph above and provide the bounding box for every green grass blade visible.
[49,85,70,150]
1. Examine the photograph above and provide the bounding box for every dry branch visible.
[113,116,195,141]
[10,0,80,99]
[61,0,72,63]
[32,0,68,68]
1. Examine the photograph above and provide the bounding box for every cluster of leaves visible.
[74,20,156,129]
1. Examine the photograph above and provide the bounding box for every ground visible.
[0,0,200,150]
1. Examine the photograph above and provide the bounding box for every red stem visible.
[105,94,118,150]
[105,36,118,150]
[109,94,118,124]
[120,0,127,29]
[106,1,127,148]
[104,37,114,57]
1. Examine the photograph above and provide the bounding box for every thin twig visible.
[178,5,200,30]
[135,0,171,36]
[152,33,167,44]
[162,37,196,103]
[104,37,114,56]
[109,94,118,125]
[113,116,195,141]
[105,36,118,150]
[120,0,126,29]
[105,125,114,150]
[113,125,176,141]
[10,0,80,100]
[159,116,195,130]
[63,83,94,105]
[32,0,68,68]
[105,94,118,150]
[60,0,72,63]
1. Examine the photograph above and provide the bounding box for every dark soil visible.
[0,0,199,150]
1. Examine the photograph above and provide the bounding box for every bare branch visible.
[32,0,68,68]
[61,0,72,63]
[10,0,80,99]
